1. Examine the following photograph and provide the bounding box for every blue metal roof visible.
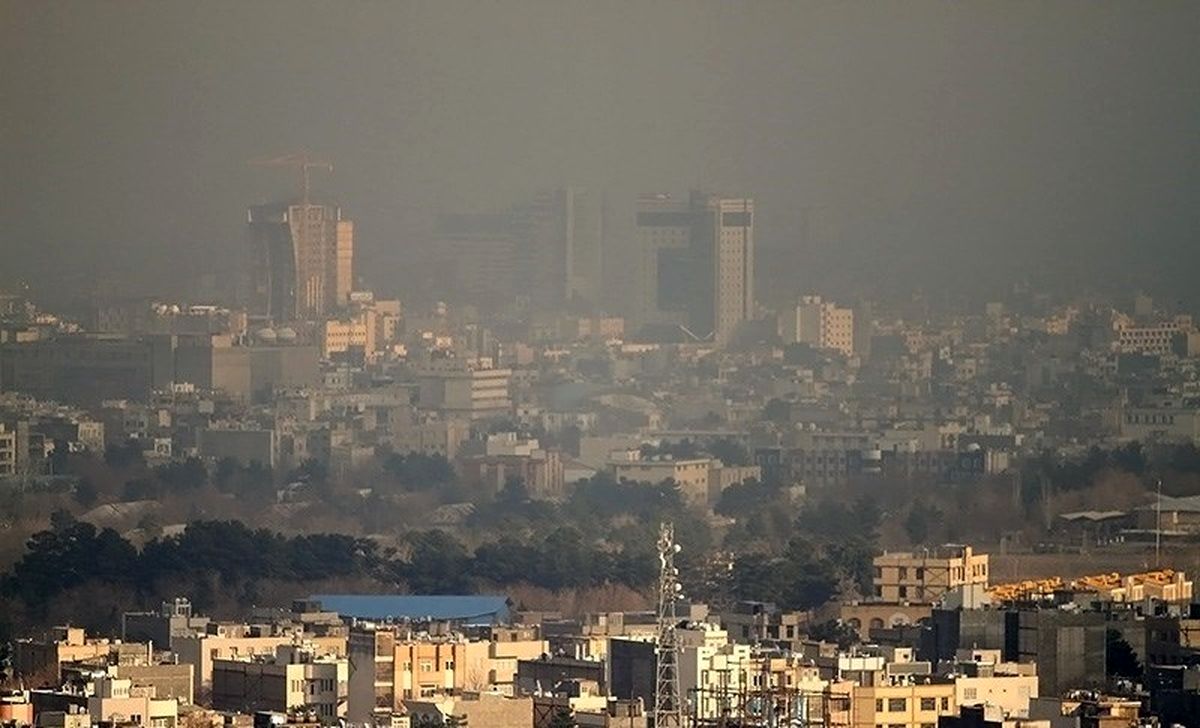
[310,594,510,624]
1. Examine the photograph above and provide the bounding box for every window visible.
[920,697,936,711]
[899,567,908,579]
[941,697,949,710]
[899,586,908,599]
[888,698,906,711]
[875,699,883,712]
[420,661,433,672]
[963,687,977,700]
[444,660,455,670]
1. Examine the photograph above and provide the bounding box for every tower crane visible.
[247,151,333,206]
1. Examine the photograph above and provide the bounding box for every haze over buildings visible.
[4,4,1200,728]
[3,2,1199,306]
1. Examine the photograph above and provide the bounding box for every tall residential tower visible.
[247,202,354,322]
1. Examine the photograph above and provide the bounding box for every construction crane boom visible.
[248,151,333,206]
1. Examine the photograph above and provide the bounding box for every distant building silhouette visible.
[635,191,753,345]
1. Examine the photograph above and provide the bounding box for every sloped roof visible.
[310,594,510,624]
[1057,510,1128,521]
[1137,495,1200,513]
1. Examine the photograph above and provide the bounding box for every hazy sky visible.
[2,1,1198,305]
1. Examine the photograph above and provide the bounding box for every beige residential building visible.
[0,423,16,475]
[481,627,552,694]
[839,602,934,640]
[607,452,759,506]
[322,316,374,359]
[13,627,143,682]
[1120,399,1200,444]
[462,434,565,499]
[211,645,348,722]
[677,625,832,723]
[322,295,403,360]
[347,626,547,724]
[1114,318,1190,356]
[873,546,989,602]
[851,680,955,728]
[173,627,346,691]
[955,674,1038,718]
[608,453,712,504]
[416,360,511,420]
[87,676,178,728]
[780,295,855,357]
[88,664,195,706]
[404,692,531,728]
[390,417,471,460]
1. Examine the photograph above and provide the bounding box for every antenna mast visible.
[654,522,683,728]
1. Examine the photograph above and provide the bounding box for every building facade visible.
[635,192,753,345]
[873,546,989,602]
[248,203,354,322]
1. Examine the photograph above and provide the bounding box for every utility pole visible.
[654,522,683,728]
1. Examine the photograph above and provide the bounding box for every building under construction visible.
[247,201,354,322]
[684,685,851,727]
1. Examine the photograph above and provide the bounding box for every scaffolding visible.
[685,685,851,727]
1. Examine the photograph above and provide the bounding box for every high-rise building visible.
[780,295,855,357]
[562,187,604,307]
[428,212,519,306]
[247,202,353,322]
[513,186,604,309]
[635,191,754,345]
[430,188,604,310]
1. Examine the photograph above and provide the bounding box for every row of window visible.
[873,696,947,712]
[403,660,455,672]
[1126,413,1178,425]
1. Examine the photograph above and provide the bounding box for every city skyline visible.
[3,2,1199,307]
[4,3,1200,727]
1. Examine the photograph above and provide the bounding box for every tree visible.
[73,478,99,508]
[382,452,456,491]
[498,475,529,504]
[708,438,750,467]
[155,457,208,490]
[123,478,160,501]
[806,619,861,650]
[731,537,838,611]
[904,502,943,546]
[104,440,145,469]
[48,439,71,475]
[1106,629,1142,679]
[763,398,791,424]
[715,478,774,518]
[49,508,76,533]
[401,530,473,593]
